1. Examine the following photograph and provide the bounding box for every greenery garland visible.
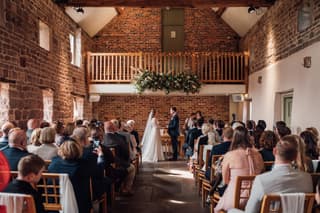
[134,70,201,94]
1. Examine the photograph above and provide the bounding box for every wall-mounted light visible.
[303,56,312,68]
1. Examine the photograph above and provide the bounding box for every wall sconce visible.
[170,31,176,39]
[303,56,312,68]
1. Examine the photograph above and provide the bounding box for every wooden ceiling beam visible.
[60,0,275,8]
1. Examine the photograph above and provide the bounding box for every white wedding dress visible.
[141,116,165,162]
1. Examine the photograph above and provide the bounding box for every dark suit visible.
[4,179,46,213]
[168,114,180,159]
[205,141,231,179]
[2,147,30,170]
[48,156,91,213]
[103,133,130,168]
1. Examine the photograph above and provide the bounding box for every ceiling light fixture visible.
[248,5,256,14]
[74,7,84,14]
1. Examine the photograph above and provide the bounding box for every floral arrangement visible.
[134,69,201,94]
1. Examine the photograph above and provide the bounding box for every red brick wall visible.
[241,0,320,73]
[0,0,93,128]
[94,8,239,52]
[93,95,229,136]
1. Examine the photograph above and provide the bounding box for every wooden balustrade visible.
[87,52,249,84]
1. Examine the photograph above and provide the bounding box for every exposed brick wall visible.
[94,8,239,52]
[241,0,320,73]
[0,0,93,128]
[93,95,229,137]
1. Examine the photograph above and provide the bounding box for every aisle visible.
[113,161,210,213]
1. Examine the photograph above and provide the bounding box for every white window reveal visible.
[42,89,53,123]
[39,20,50,51]
[0,83,10,126]
[73,96,84,120]
[69,29,82,67]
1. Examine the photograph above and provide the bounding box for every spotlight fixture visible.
[74,7,84,14]
[248,5,256,14]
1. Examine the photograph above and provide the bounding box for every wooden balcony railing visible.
[87,52,249,84]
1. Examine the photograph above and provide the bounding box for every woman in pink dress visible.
[214,126,264,213]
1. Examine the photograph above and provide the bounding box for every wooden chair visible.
[264,161,274,171]
[10,171,63,211]
[260,193,315,213]
[233,175,256,209]
[44,160,51,170]
[0,192,36,213]
[193,144,204,183]
[311,173,320,192]
[200,149,212,206]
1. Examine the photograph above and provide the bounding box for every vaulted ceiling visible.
[60,0,275,37]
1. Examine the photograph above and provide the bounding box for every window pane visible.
[39,21,50,51]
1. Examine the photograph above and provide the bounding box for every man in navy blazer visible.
[168,107,180,160]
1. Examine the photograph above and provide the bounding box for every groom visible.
[168,107,179,161]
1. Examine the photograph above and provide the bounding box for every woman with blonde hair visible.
[32,127,58,160]
[48,139,91,213]
[26,128,41,153]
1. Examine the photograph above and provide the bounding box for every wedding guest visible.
[48,139,91,213]
[300,130,319,160]
[205,127,234,180]
[53,120,64,145]
[26,119,39,144]
[214,126,264,213]
[32,127,58,160]
[259,130,279,162]
[229,135,313,213]
[39,121,50,128]
[126,120,140,151]
[0,122,14,149]
[314,179,320,213]
[4,155,46,213]
[26,128,41,153]
[292,135,313,172]
[183,112,196,136]
[2,128,31,170]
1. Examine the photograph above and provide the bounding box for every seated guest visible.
[259,130,279,162]
[56,122,75,146]
[205,127,234,179]
[52,120,64,145]
[215,120,225,141]
[229,135,313,213]
[2,128,30,170]
[103,121,135,195]
[294,135,313,172]
[126,120,141,152]
[183,112,196,136]
[253,125,264,150]
[186,118,204,155]
[300,130,319,160]
[4,155,46,213]
[26,128,41,153]
[32,127,58,160]
[257,120,266,131]
[0,122,14,149]
[26,119,40,144]
[48,139,91,213]
[214,126,264,213]
[39,121,50,128]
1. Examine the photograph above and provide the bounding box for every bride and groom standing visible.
[141,107,180,162]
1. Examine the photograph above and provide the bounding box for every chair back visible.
[10,172,62,211]
[311,173,320,192]
[260,193,315,213]
[264,161,274,171]
[198,145,204,166]
[234,175,256,209]
[0,192,36,213]
[204,149,211,170]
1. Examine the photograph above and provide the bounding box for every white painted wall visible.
[249,41,320,132]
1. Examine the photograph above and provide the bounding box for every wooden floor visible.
[113,161,210,213]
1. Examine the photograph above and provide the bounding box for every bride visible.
[141,109,165,162]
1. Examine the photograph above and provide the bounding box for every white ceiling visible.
[65,7,117,37]
[221,7,266,37]
[65,7,266,37]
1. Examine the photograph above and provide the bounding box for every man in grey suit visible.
[229,135,313,213]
